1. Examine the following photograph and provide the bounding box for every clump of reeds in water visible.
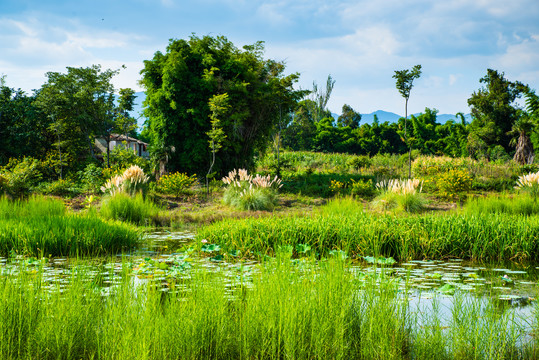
[0,196,139,256]
[99,165,161,225]
[372,178,425,213]
[222,169,282,211]
[0,256,533,359]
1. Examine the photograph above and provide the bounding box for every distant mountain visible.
[128,91,472,129]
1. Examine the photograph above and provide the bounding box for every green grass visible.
[465,193,539,216]
[0,196,140,256]
[100,192,162,225]
[198,198,539,261]
[0,257,532,359]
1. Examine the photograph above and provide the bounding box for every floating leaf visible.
[201,244,221,253]
[437,283,455,295]
[363,256,397,265]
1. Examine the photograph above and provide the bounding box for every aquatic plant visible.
[99,192,161,225]
[0,196,139,256]
[222,169,282,211]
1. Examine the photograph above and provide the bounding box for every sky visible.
[1,0,539,116]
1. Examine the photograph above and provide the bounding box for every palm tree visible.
[509,114,534,165]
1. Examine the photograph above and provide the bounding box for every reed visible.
[198,198,539,261]
[0,258,534,359]
[0,196,140,256]
[99,192,161,225]
[465,193,539,216]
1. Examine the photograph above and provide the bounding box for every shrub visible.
[222,169,282,211]
[78,163,105,194]
[349,179,375,198]
[101,165,149,197]
[412,156,474,177]
[515,171,539,200]
[347,155,372,171]
[34,179,80,197]
[373,178,425,213]
[435,169,472,201]
[157,172,197,196]
[0,157,43,198]
[99,192,160,225]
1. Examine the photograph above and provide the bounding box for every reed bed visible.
[465,194,539,216]
[198,198,539,261]
[0,196,140,256]
[0,257,533,359]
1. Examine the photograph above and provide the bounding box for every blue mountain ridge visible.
[130,92,471,129]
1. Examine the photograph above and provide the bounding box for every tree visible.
[467,69,528,158]
[337,104,361,129]
[140,35,304,176]
[34,65,120,165]
[509,113,534,164]
[393,64,422,178]
[206,93,229,193]
[0,81,51,164]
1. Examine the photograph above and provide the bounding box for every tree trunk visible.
[514,134,534,165]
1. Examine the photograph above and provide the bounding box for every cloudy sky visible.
[1,0,538,115]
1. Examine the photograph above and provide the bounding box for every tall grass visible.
[198,198,539,261]
[0,258,533,359]
[465,194,539,216]
[0,196,140,256]
[100,192,161,225]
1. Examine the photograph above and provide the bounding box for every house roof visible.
[110,134,148,145]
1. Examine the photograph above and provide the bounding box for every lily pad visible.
[363,256,397,265]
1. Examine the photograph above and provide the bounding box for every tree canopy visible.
[140,35,305,176]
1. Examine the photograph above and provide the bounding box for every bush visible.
[0,157,43,198]
[101,165,149,197]
[78,163,105,194]
[157,172,197,196]
[349,179,375,199]
[222,169,281,211]
[372,178,425,213]
[435,169,472,201]
[100,192,160,225]
[34,179,80,197]
[347,155,372,171]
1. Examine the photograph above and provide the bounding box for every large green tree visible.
[34,65,121,164]
[0,78,51,164]
[140,35,304,176]
[467,69,528,159]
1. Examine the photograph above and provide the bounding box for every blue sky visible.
[1,0,538,116]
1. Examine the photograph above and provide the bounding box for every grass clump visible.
[222,169,282,211]
[465,193,539,216]
[0,196,139,256]
[372,178,426,213]
[198,198,539,262]
[99,192,161,225]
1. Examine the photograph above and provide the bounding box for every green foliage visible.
[467,69,528,157]
[99,192,161,225]
[222,169,281,211]
[141,35,305,176]
[347,155,372,171]
[465,194,539,216]
[199,203,539,262]
[105,146,150,175]
[0,196,139,256]
[78,163,105,194]
[34,179,80,197]
[434,169,472,201]
[0,157,43,198]
[157,172,197,196]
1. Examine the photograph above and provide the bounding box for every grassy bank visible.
[0,196,140,256]
[197,198,539,261]
[0,257,533,359]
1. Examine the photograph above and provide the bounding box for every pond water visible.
[1,230,537,332]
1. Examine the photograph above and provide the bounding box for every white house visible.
[95,134,150,159]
